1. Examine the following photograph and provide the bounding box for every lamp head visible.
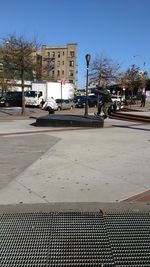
[85,54,91,67]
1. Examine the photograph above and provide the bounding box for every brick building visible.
[35,43,77,86]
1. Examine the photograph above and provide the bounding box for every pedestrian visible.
[140,93,146,107]
[42,97,58,114]
[96,86,112,119]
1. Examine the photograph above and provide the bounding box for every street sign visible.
[61,79,65,85]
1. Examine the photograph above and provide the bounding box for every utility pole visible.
[84,54,91,116]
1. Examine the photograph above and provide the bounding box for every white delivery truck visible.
[24,82,46,107]
[24,81,75,107]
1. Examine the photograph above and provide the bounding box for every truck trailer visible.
[25,81,75,107]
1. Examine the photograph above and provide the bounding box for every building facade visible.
[35,43,77,86]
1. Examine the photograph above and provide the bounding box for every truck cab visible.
[25,91,44,107]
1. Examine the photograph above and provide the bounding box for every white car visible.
[42,98,58,111]
[111,95,124,110]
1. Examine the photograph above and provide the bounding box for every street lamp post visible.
[84,54,91,116]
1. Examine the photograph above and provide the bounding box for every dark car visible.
[88,94,98,107]
[74,95,98,108]
[74,96,86,108]
[0,91,22,107]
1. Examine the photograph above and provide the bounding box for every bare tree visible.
[120,64,141,95]
[138,70,148,91]
[42,56,55,81]
[33,50,55,82]
[0,35,38,115]
[89,55,121,87]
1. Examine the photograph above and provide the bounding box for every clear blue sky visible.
[1,0,150,87]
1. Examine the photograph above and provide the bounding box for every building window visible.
[48,52,50,57]
[69,70,74,77]
[62,70,64,75]
[58,52,60,58]
[52,52,55,57]
[57,70,60,77]
[70,60,74,67]
[52,70,55,77]
[70,51,75,57]
[57,61,60,67]
[63,51,65,56]
[62,61,64,65]
[69,80,73,83]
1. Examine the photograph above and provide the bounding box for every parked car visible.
[88,94,98,107]
[74,94,98,108]
[42,98,58,112]
[111,95,123,110]
[0,91,22,107]
[55,99,74,110]
[74,96,86,108]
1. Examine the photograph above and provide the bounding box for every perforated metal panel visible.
[1,213,53,267]
[47,212,114,266]
[104,213,150,267]
[1,212,149,266]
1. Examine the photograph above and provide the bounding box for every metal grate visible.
[104,213,150,267]
[1,212,150,266]
[47,212,114,266]
[1,213,53,267]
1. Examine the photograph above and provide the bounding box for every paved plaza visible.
[0,106,150,205]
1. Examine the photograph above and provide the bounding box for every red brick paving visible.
[124,190,150,203]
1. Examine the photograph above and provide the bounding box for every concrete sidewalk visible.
[0,114,150,205]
